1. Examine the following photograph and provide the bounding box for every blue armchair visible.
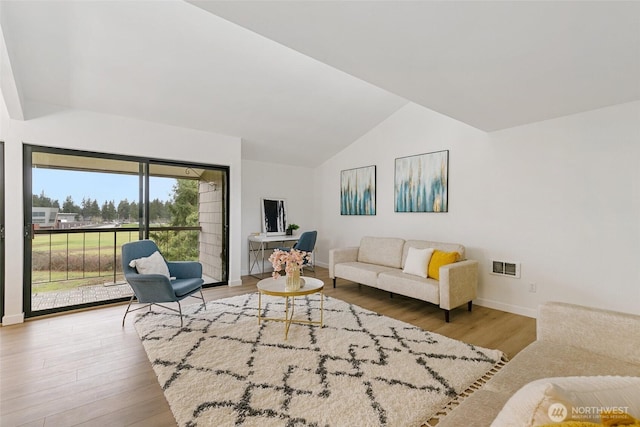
[277,230,317,273]
[121,239,206,327]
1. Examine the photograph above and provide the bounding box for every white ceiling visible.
[192,1,640,131]
[1,1,639,167]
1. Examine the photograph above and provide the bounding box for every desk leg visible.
[249,240,267,279]
[258,241,265,277]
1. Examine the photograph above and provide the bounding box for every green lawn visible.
[32,228,140,253]
[30,225,196,293]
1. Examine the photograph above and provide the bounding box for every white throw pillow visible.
[402,247,434,278]
[491,376,640,426]
[129,251,171,279]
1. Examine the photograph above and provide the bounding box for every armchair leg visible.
[122,295,136,327]
[178,301,184,328]
[468,301,473,312]
[122,296,153,326]
[444,309,450,323]
[199,288,207,310]
[333,278,336,288]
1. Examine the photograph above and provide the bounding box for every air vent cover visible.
[491,260,521,278]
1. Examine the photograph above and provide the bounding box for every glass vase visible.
[285,264,301,291]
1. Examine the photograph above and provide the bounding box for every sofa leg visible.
[390,292,393,298]
[468,301,473,312]
[444,310,450,323]
[333,278,336,288]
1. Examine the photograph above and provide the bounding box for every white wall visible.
[241,159,316,275]
[2,98,638,322]
[1,103,243,325]
[315,101,640,317]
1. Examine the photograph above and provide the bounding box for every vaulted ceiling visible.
[2,1,639,167]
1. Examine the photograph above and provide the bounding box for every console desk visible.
[248,234,299,278]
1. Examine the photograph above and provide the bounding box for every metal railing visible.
[32,226,201,286]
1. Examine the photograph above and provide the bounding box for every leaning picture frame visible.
[394,150,449,212]
[261,197,287,235]
[340,165,376,215]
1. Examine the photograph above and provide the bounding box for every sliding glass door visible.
[0,142,4,321]
[148,162,228,284]
[23,145,228,317]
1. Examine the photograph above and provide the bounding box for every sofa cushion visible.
[358,237,405,268]
[439,342,640,427]
[491,376,640,427]
[402,247,433,278]
[538,302,640,365]
[334,261,396,288]
[483,341,640,396]
[402,240,465,266]
[377,270,440,304]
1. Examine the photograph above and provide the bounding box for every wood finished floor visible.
[0,267,536,426]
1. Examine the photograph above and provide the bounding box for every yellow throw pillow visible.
[428,250,460,280]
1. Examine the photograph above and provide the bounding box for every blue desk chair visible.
[121,240,206,327]
[277,230,317,273]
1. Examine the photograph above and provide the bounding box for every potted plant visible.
[286,223,299,236]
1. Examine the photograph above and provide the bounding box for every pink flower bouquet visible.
[268,249,310,279]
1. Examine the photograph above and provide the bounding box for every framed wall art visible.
[261,197,287,235]
[340,165,376,215]
[394,150,448,212]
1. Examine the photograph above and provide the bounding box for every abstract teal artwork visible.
[341,165,376,215]
[395,150,448,212]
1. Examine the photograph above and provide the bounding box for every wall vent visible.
[491,260,521,278]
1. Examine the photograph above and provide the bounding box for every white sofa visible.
[328,236,478,322]
[438,302,640,426]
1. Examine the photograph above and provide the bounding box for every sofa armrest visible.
[537,302,640,365]
[329,247,359,278]
[439,260,478,310]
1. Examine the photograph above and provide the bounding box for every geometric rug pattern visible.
[134,293,505,427]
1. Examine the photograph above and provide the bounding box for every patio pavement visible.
[32,282,134,311]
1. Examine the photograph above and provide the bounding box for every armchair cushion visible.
[171,277,205,298]
[129,250,170,279]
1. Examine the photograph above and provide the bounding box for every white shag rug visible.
[134,293,505,427]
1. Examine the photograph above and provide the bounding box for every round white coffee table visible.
[256,275,324,340]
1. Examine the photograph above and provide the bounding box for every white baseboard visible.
[2,312,25,326]
[475,298,537,319]
[228,278,243,287]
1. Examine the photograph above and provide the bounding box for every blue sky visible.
[32,168,176,206]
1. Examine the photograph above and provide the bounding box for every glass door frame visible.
[23,144,230,317]
[0,142,4,320]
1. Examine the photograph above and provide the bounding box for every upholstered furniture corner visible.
[437,302,640,426]
[328,246,359,280]
[328,236,478,322]
[121,240,205,327]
